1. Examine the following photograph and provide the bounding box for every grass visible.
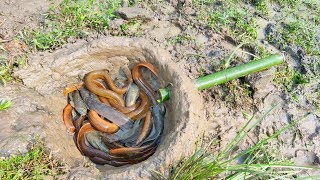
[254,0,269,15]
[267,19,320,56]
[192,0,262,43]
[0,41,27,85]
[120,19,144,36]
[0,140,67,179]
[208,1,258,43]
[272,0,302,7]
[156,105,318,179]
[263,0,320,57]
[273,64,308,92]
[21,0,122,50]
[245,0,269,16]
[168,34,195,45]
[273,62,320,111]
[0,55,27,85]
[273,63,312,103]
[0,99,12,111]
[194,0,319,58]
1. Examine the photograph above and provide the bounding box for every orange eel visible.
[62,103,76,133]
[84,69,132,106]
[136,111,152,145]
[93,80,140,114]
[88,110,119,134]
[63,83,83,96]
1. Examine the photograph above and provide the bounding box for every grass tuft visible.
[245,0,269,16]
[157,105,317,179]
[273,64,308,92]
[208,2,258,43]
[0,140,67,179]
[0,55,27,85]
[272,0,302,7]
[21,0,122,50]
[267,18,320,56]
[168,35,195,45]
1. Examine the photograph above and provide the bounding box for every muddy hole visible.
[64,58,166,167]
[15,37,206,178]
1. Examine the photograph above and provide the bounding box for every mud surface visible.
[0,0,62,39]
[0,0,320,179]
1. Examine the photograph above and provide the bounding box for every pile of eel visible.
[62,62,166,166]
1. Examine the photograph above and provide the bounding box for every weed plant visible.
[156,105,318,179]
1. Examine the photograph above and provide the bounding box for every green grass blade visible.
[224,43,247,69]
[226,163,316,179]
[167,106,317,180]
[218,114,255,159]
[219,104,279,159]
[0,99,12,111]
[225,113,310,164]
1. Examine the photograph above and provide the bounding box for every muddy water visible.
[0,37,207,178]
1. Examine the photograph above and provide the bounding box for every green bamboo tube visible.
[195,54,284,90]
[157,87,170,103]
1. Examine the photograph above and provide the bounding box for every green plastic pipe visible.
[195,54,284,90]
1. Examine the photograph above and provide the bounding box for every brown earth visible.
[0,0,62,40]
[0,0,319,179]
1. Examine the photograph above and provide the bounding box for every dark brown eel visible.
[132,62,165,146]
[77,123,152,166]
[73,115,86,132]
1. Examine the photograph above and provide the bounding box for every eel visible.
[84,69,131,106]
[70,90,87,115]
[62,103,76,133]
[93,80,139,114]
[63,83,83,96]
[125,83,139,107]
[73,115,86,132]
[88,110,119,134]
[77,123,146,166]
[109,139,158,158]
[85,131,109,153]
[132,62,159,99]
[136,110,152,145]
[125,90,151,121]
[132,62,165,146]
[78,86,134,130]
